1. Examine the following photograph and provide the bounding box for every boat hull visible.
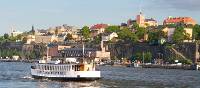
[32,75,100,81]
[31,69,101,81]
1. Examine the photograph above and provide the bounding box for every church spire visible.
[139,0,143,14]
[32,25,34,31]
[31,25,35,35]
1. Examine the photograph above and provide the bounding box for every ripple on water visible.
[1,62,200,88]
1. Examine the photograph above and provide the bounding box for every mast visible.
[142,51,144,64]
[82,42,85,61]
[46,45,49,60]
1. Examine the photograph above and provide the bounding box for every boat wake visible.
[22,76,34,80]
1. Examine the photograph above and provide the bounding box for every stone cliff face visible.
[108,43,162,59]
[170,43,198,63]
[108,42,199,63]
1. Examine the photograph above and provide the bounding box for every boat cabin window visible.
[72,65,80,71]
[31,66,36,69]
[44,66,47,70]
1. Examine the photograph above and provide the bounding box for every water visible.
[0,62,200,88]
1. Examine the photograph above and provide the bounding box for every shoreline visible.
[1,60,199,70]
[100,63,199,70]
[0,59,36,63]
[140,64,193,70]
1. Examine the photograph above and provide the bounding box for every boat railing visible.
[32,64,92,76]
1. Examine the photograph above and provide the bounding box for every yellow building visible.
[35,35,58,44]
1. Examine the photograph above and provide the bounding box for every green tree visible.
[118,27,138,43]
[4,33,9,39]
[144,52,152,63]
[9,36,17,41]
[148,31,159,41]
[172,26,185,43]
[93,35,101,44]
[81,26,90,40]
[134,52,152,63]
[0,36,4,41]
[135,27,147,40]
[148,29,167,43]
[16,34,22,40]
[105,26,120,33]
[193,24,200,40]
[135,52,142,61]
[166,24,176,28]
[30,51,36,59]
[132,22,139,30]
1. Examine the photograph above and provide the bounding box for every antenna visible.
[10,26,15,37]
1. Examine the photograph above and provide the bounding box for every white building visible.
[11,31,23,37]
[102,32,118,41]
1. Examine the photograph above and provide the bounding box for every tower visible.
[136,12,145,26]
[136,0,145,27]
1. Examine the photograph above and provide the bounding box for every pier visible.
[141,64,196,70]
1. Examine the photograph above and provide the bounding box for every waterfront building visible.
[58,37,111,62]
[58,47,110,62]
[95,50,110,62]
[59,48,96,58]
[163,17,196,26]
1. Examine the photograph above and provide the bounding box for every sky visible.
[0,0,200,35]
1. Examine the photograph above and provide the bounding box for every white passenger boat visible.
[31,44,101,81]
[31,60,100,81]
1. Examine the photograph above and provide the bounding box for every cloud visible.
[159,0,200,11]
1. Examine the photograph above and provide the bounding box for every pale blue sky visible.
[0,0,200,35]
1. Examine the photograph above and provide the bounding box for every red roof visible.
[90,24,108,29]
[164,17,196,25]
